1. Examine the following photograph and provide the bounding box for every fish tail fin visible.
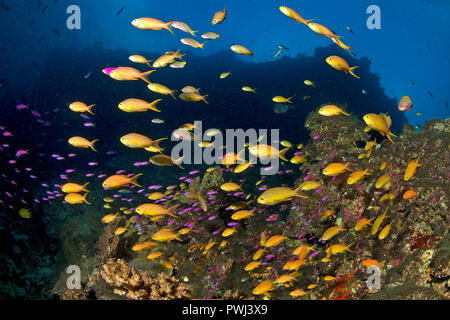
[287,97,294,103]
[191,30,198,36]
[165,24,175,35]
[199,42,206,49]
[83,194,91,205]
[202,94,209,104]
[279,147,289,161]
[294,186,308,199]
[170,90,177,100]
[130,173,142,187]
[349,66,360,79]
[87,104,95,115]
[145,60,152,67]
[386,133,396,144]
[236,148,246,163]
[304,19,315,24]
[89,139,99,152]
[82,182,90,192]
[389,131,398,137]
[344,162,353,172]
[174,156,185,169]
[341,110,350,116]
[140,70,155,83]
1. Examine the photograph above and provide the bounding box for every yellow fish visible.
[102,174,142,189]
[18,208,32,219]
[290,155,307,164]
[129,55,152,67]
[118,98,162,113]
[61,182,89,193]
[212,7,228,25]
[378,222,392,240]
[257,187,307,205]
[279,6,314,24]
[108,67,154,83]
[148,192,165,200]
[372,209,389,235]
[120,133,165,149]
[147,251,164,260]
[242,86,257,93]
[264,234,287,247]
[326,55,359,79]
[245,261,262,271]
[114,227,127,235]
[347,169,371,184]
[179,92,209,104]
[136,204,178,218]
[404,157,422,181]
[69,101,95,115]
[308,22,341,39]
[252,280,274,295]
[318,104,350,116]
[101,213,119,224]
[249,144,289,161]
[64,192,90,204]
[375,174,391,189]
[68,136,98,151]
[131,17,175,35]
[152,228,181,242]
[147,82,177,100]
[321,224,345,241]
[230,45,254,56]
[363,113,397,144]
[220,71,231,79]
[180,38,205,49]
[222,228,236,237]
[354,217,374,231]
[273,96,293,104]
[132,241,157,251]
[231,210,254,220]
[322,162,351,176]
[220,182,242,192]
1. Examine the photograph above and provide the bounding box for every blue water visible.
[0,0,449,299]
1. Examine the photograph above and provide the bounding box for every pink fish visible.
[102,67,117,75]
[31,110,41,117]
[84,122,95,127]
[15,150,28,157]
[3,131,13,136]
[16,104,28,110]
[84,69,92,79]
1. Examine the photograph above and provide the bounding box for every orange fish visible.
[279,6,314,24]
[131,18,175,35]
[68,136,98,151]
[212,7,228,25]
[326,56,359,79]
[402,190,417,199]
[102,173,142,189]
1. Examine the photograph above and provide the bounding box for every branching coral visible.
[100,259,190,300]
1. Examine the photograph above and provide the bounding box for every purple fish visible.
[31,110,41,117]
[16,104,28,110]
[84,69,92,79]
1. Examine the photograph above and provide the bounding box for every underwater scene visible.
[0,0,449,302]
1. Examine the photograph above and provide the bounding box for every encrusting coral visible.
[100,258,190,300]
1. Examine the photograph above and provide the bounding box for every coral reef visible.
[98,259,190,300]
